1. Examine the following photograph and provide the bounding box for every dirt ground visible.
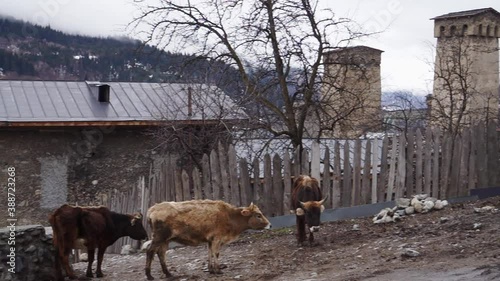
[73,196,500,281]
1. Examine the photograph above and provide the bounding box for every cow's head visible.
[127,213,148,240]
[241,202,272,230]
[296,197,327,232]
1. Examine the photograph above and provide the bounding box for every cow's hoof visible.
[86,272,93,278]
[96,272,104,278]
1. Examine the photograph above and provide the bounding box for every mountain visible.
[0,16,241,91]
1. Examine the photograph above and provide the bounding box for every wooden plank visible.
[174,169,183,201]
[253,158,262,209]
[431,129,440,198]
[378,136,389,202]
[201,154,212,200]
[396,133,406,199]
[311,141,321,180]
[263,154,273,216]
[415,129,424,195]
[440,134,451,198]
[218,142,230,201]
[332,141,341,208]
[476,124,488,188]
[192,167,202,200]
[181,169,191,200]
[424,129,432,196]
[371,138,379,204]
[228,145,240,206]
[210,149,221,200]
[352,139,362,206]
[406,131,415,196]
[386,136,398,201]
[283,151,292,213]
[273,154,283,216]
[449,136,462,198]
[239,158,251,206]
[459,129,470,197]
[362,140,371,205]
[168,155,177,201]
[322,147,332,209]
[487,122,499,186]
[342,141,352,207]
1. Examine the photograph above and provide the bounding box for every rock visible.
[473,223,482,229]
[424,197,438,203]
[92,180,99,185]
[393,213,402,221]
[423,201,435,212]
[352,224,360,231]
[411,197,421,207]
[120,244,137,255]
[80,253,88,261]
[413,201,424,213]
[401,248,420,257]
[396,198,411,208]
[414,194,428,200]
[405,206,415,215]
[25,245,36,253]
[474,206,498,213]
[395,210,406,217]
[440,217,449,223]
[434,200,445,210]
[141,240,152,252]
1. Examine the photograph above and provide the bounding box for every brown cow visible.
[49,204,148,280]
[144,200,271,280]
[291,175,326,245]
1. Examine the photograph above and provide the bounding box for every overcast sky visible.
[2,0,500,95]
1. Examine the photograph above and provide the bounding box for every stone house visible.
[320,46,383,138]
[0,80,247,226]
[430,8,500,128]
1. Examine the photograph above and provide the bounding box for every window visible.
[462,25,468,36]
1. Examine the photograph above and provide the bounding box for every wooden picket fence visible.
[102,122,500,253]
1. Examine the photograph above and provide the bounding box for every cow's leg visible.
[95,245,106,278]
[145,242,157,281]
[296,216,306,245]
[308,230,315,245]
[208,240,223,274]
[62,247,77,279]
[86,247,95,278]
[157,242,171,278]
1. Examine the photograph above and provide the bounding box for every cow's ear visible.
[248,202,255,210]
[241,208,252,217]
[320,205,325,213]
[130,214,142,226]
[295,208,305,216]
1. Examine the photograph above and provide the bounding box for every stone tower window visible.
[440,26,445,37]
[479,24,483,36]
[487,25,491,36]
[462,24,468,36]
[450,25,457,36]
[495,26,499,37]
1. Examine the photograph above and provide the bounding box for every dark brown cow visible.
[144,200,271,280]
[49,204,148,280]
[291,175,326,245]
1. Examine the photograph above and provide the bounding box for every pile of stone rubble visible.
[373,194,449,224]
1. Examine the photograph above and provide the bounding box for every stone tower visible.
[431,8,500,128]
[321,46,383,138]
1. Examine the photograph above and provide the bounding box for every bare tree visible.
[131,0,367,149]
[382,91,427,135]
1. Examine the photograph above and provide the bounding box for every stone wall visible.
[0,225,55,281]
[0,127,160,227]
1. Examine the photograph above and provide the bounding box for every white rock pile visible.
[373,194,449,224]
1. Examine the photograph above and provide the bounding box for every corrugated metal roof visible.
[431,7,500,20]
[0,81,247,124]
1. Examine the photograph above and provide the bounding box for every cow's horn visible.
[299,201,305,207]
[134,213,143,220]
[319,195,328,205]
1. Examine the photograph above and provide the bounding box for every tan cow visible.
[144,200,271,280]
